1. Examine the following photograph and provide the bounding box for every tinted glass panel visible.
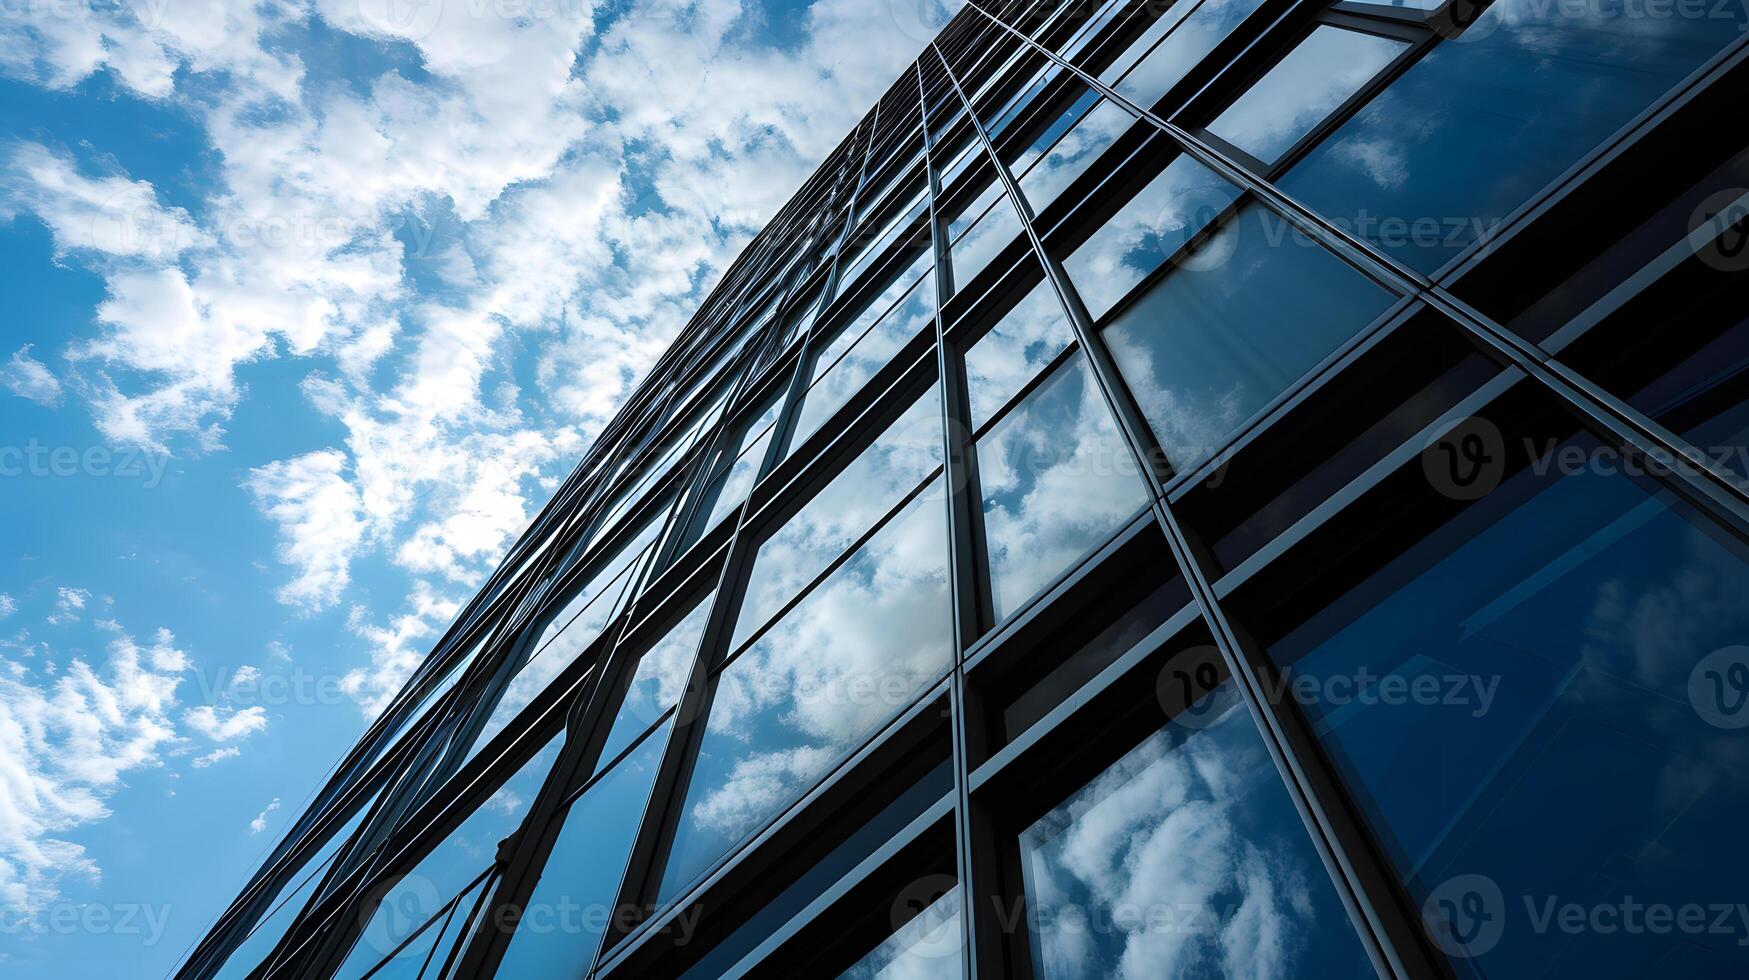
[1018,99,1133,214]
[978,357,1150,621]
[1019,688,1371,978]
[495,723,672,978]
[1206,26,1408,166]
[337,736,562,977]
[736,388,942,650]
[1103,0,1269,110]
[951,196,1024,293]
[1267,433,1749,976]
[1278,0,1749,273]
[793,259,936,447]
[660,480,953,901]
[596,591,713,767]
[964,278,1075,431]
[1061,155,1241,321]
[1102,202,1396,472]
[840,889,963,978]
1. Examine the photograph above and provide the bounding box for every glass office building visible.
[181,0,1749,976]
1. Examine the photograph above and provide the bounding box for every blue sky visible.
[0,0,955,975]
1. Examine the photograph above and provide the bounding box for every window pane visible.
[1103,0,1269,110]
[840,186,927,294]
[1102,202,1395,473]
[337,736,563,977]
[735,388,943,650]
[840,889,963,979]
[1062,155,1241,321]
[1278,0,1749,273]
[596,591,714,768]
[496,722,672,978]
[1018,688,1371,978]
[1266,432,1749,976]
[978,357,1149,621]
[1207,26,1408,166]
[1018,99,1133,214]
[795,267,937,448]
[950,195,1024,293]
[1007,85,1099,176]
[946,173,1006,242]
[660,480,953,902]
[964,278,1075,431]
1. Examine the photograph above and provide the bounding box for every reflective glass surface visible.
[951,195,1024,293]
[660,479,953,901]
[1278,0,1749,273]
[1101,202,1396,473]
[595,591,714,767]
[1061,155,1241,321]
[337,736,563,978]
[736,387,943,650]
[1102,0,1270,110]
[978,357,1149,621]
[1268,432,1749,975]
[495,723,672,978]
[793,256,936,447]
[840,889,963,978]
[1018,98,1133,215]
[964,278,1075,431]
[1018,688,1371,978]
[1207,26,1408,166]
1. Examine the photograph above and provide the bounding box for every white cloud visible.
[2,347,63,407]
[0,595,14,619]
[0,623,191,913]
[249,797,281,835]
[244,450,369,612]
[46,587,91,626]
[182,704,268,742]
[0,141,209,262]
[191,746,240,768]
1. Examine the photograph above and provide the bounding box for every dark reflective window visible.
[1101,0,1269,110]
[596,591,714,768]
[1018,687,1372,977]
[1102,202,1396,472]
[1018,98,1133,215]
[495,722,672,977]
[951,194,1025,293]
[660,478,953,902]
[737,387,943,650]
[1265,429,1749,975]
[1279,0,1749,273]
[338,736,563,977]
[1206,26,1408,166]
[978,357,1150,621]
[840,889,962,978]
[1060,155,1241,322]
[964,278,1075,430]
[793,253,935,448]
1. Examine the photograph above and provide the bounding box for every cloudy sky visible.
[0,0,957,973]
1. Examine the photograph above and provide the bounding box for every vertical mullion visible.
[928,29,1438,979]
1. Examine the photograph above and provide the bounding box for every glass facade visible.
[182,2,1749,978]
